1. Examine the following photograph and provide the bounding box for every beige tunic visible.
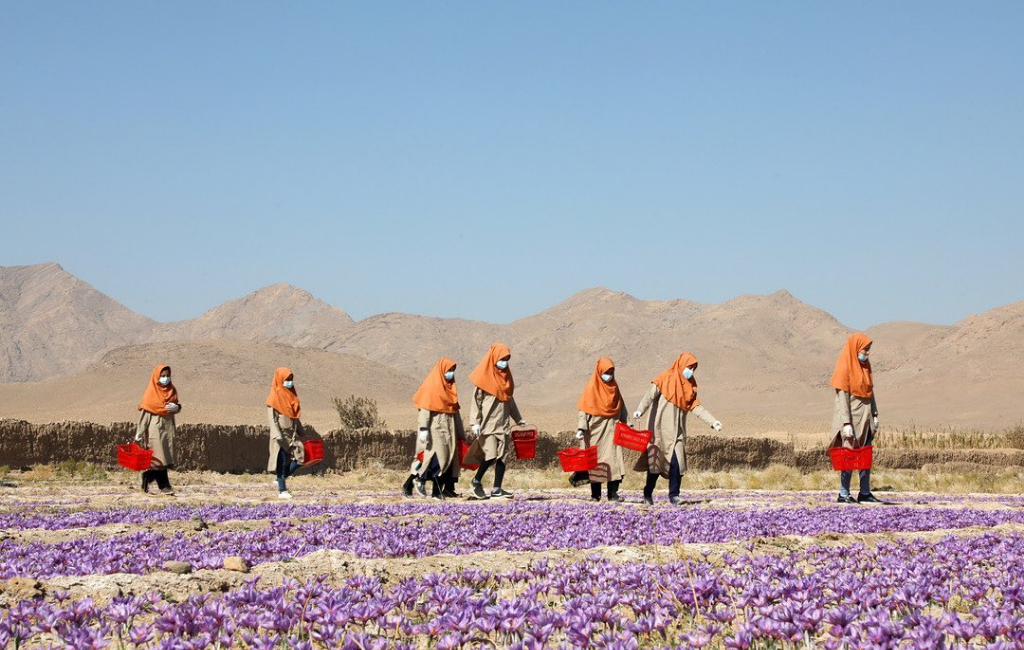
[267,407,305,472]
[470,387,523,462]
[136,410,176,469]
[414,409,465,478]
[577,405,629,482]
[633,383,716,475]
[829,390,878,450]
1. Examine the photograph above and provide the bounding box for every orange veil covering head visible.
[577,357,623,417]
[266,367,301,419]
[469,343,514,402]
[830,333,874,399]
[138,365,179,417]
[653,352,700,411]
[412,358,460,414]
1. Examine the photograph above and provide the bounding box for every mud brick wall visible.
[1,419,1021,473]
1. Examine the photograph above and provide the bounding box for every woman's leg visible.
[492,459,506,489]
[141,469,156,492]
[643,472,659,502]
[474,459,494,483]
[668,453,682,499]
[276,449,289,492]
[839,471,852,499]
[155,469,171,491]
[590,481,602,501]
[608,480,622,501]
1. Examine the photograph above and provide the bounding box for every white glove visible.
[518,421,528,428]
[575,429,586,440]
[872,415,880,430]
[712,420,722,432]
[165,402,180,413]
[842,424,855,441]
[134,430,143,443]
[417,429,429,443]
[633,410,642,420]
[471,424,481,436]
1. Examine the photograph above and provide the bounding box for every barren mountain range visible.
[1,263,1021,433]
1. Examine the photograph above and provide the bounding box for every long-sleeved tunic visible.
[577,403,629,482]
[470,387,523,462]
[633,383,716,475]
[267,406,305,472]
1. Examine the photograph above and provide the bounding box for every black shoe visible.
[441,488,459,498]
[401,476,414,497]
[415,480,427,498]
[590,496,601,503]
[857,493,883,504]
[471,481,489,500]
[491,488,513,500]
[669,496,683,506]
[608,494,625,503]
[837,495,859,504]
[431,492,445,501]
[642,494,654,505]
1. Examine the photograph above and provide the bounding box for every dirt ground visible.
[2,469,1023,607]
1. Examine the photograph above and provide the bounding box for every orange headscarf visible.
[830,333,873,399]
[653,352,700,411]
[577,357,623,417]
[265,367,301,419]
[138,365,179,417]
[469,343,514,402]
[412,358,460,414]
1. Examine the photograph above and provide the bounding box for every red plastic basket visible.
[558,446,598,472]
[614,422,652,452]
[302,440,324,467]
[511,428,537,460]
[829,445,873,471]
[117,444,153,471]
[458,439,480,470]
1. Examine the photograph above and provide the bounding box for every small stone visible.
[162,561,192,575]
[4,577,43,600]
[223,556,250,573]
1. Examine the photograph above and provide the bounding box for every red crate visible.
[558,446,598,472]
[829,445,873,471]
[511,428,537,460]
[457,439,479,470]
[302,440,324,467]
[117,444,153,471]
[614,422,652,452]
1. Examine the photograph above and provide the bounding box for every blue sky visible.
[2,2,1021,328]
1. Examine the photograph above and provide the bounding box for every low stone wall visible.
[1,419,1021,473]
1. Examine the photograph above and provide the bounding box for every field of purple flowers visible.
[1,487,1023,648]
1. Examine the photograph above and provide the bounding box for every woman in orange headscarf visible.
[266,367,305,500]
[402,358,465,499]
[574,358,629,502]
[633,352,722,505]
[467,343,527,500]
[829,333,881,504]
[134,365,182,496]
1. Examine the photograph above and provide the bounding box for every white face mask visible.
[283,380,294,389]
[682,368,694,380]
[444,371,455,381]
[158,376,171,386]
[858,353,869,362]
[600,373,614,383]
[496,360,509,370]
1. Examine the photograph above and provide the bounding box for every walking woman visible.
[575,357,628,502]
[403,357,464,500]
[829,333,881,504]
[266,367,305,500]
[135,365,181,496]
[634,352,722,505]
[468,343,527,500]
